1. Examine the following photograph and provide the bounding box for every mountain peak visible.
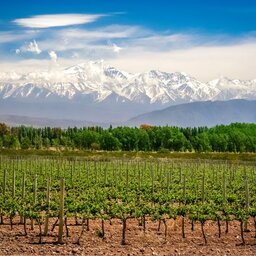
[0,61,255,106]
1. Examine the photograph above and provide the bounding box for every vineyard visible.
[0,156,255,255]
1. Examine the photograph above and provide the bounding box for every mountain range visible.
[0,99,255,128]
[128,99,256,127]
[0,60,255,126]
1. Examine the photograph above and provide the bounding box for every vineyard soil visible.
[0,217,255,255]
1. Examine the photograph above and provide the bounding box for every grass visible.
[0,148,255,162]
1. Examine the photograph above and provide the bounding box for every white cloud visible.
[107,41,123,53]
[13,14,105,28]
[15,40,42,55]
[37,25,140,51]
[112,43,122,53]
[26,40,42,54]
[58,25,141,39]
[48,51,58,62]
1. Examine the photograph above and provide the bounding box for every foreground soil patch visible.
[0,217,255,255]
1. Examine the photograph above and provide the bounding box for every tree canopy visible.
[0,122,256,153]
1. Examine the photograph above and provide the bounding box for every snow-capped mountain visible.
[0,60,255,122]
[0,60,255,104]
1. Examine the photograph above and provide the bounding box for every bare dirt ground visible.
[0,217,255,255]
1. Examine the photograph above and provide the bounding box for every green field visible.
[0,154,255,245]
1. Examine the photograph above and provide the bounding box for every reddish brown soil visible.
[0,217,255,255]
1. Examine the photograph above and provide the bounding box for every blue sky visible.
[0,0,255,80]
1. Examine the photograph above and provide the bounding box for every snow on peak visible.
[0,61,255,104]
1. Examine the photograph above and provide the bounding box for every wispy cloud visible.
[112,43,122,53]
[13,14,105,28]
[48,50,58,62]
[16,40,42,54]
[26,40,42,54]
[0,31,39,43]
[56,25,141,41]
[32,25,142,53]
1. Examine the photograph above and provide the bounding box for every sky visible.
[0,0,255,81]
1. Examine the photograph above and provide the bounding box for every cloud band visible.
[13,14,105,28]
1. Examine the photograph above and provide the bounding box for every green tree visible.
[100,132,121,151]
[34,135,43,149]
[20,136,32,149]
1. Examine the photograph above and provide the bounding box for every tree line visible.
[0,122,256,153]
